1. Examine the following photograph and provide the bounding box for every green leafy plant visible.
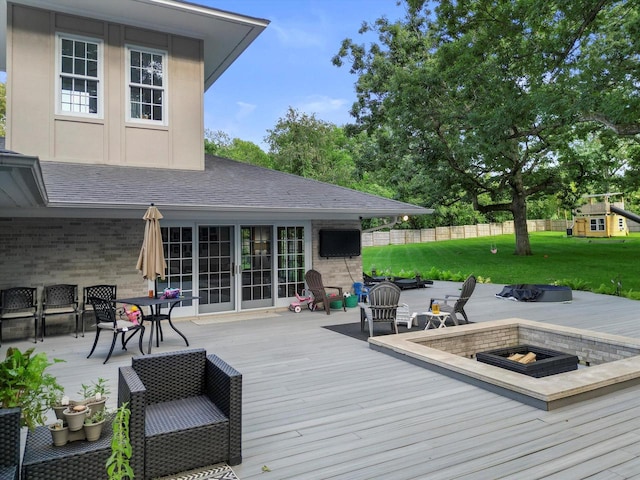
[84,407,106,425]
[78,377,111,400]
[0,347,64,430]
[106,402,134,480]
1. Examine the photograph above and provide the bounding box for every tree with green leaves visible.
[265,107,356,187]
[334,0,639,255]
[204,129,273,169]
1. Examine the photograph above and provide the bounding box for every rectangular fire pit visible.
[476,344,579,378]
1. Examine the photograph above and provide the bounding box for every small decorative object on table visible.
[161,288,181,299]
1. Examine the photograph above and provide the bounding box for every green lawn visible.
[363,231,640,299]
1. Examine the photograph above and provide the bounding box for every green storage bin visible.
[344,296,358,308]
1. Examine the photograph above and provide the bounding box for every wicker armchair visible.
[118,349,242,480]
[0,408,20,480]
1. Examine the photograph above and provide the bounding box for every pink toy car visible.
[289,289,313,313]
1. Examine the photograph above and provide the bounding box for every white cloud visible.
[236,101,257,120]
[297,95,348,115]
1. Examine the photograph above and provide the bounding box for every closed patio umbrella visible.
[136,204,167,296]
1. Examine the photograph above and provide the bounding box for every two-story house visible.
[0,0,430,342]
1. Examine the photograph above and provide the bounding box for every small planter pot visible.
[52,404,67,421]
[48,424,69,446]
[63,405,89,432]
[85,396,107,415]
[83,419,105,441]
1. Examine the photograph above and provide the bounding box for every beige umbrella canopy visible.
[136,204,167,295]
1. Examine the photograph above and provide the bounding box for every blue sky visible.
[200,1,406,149]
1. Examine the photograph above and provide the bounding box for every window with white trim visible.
[127,46,166,123]
[590,218,605,231]
[57,34,102,116]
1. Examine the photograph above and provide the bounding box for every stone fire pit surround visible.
[369,318,640,410]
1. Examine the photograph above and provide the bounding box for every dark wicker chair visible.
[0,287,38,346]
[429,274,477,325]
[359,281,401,337]
[305,269,345,315]
[41,284,79,340]
[0,408,20,480]
[118,348,242,480]
[81,284,117,337]
[87,296,144,364]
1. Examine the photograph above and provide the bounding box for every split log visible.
[508,353,524,361]
[519,352,537,364]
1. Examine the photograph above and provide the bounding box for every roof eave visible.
[0,153,48,207]
[0,0,269,91]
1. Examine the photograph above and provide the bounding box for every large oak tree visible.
[334,0,639,255]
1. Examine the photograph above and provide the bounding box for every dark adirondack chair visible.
[305,269,345,315]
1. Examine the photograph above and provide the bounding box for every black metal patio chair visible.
[0,287,38,346]
[81,284,117,337]
[87,296,144,364]
[41,284,79,340]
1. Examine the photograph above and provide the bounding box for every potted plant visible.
[83,407,106,441]
[63,404,89,432]
[0,347,64,430]
[78,378,110,414]
[47,419,69,446]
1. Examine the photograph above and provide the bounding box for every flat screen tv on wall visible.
[319,229,361,258]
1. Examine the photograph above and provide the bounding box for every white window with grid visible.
[126,45,167,124]
[590,218,605,231]
[56,33,102,117]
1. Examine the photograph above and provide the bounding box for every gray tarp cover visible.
[495,284,543,302]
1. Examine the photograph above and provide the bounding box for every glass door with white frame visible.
[198,226,235,313]
[240,226,273,309]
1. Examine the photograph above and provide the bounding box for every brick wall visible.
[417,326,519,358]
[311,220,363,293]
[0,217,148,341]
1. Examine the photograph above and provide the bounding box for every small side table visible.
[424,311,452,329]
[22,416,113,479]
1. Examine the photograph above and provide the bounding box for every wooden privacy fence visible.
[362,219,573,247]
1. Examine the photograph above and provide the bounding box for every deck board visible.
[9,281,640,479]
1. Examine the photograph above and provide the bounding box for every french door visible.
[163,222,307,315]
[240,226,272,309]
[198,226,234,313]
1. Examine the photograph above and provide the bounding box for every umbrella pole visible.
[148,279,155,298]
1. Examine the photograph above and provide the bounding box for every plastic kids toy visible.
[289,289,313,313]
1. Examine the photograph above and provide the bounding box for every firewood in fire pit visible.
[507,353,525,362]
[519,352,537,364]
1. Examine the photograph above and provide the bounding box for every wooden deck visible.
[9,281,640,479]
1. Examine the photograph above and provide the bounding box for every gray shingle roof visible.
[39,155,431,219]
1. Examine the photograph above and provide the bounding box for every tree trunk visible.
[511,176,532,256]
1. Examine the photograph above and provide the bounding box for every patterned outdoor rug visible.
[154,463,239,480]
